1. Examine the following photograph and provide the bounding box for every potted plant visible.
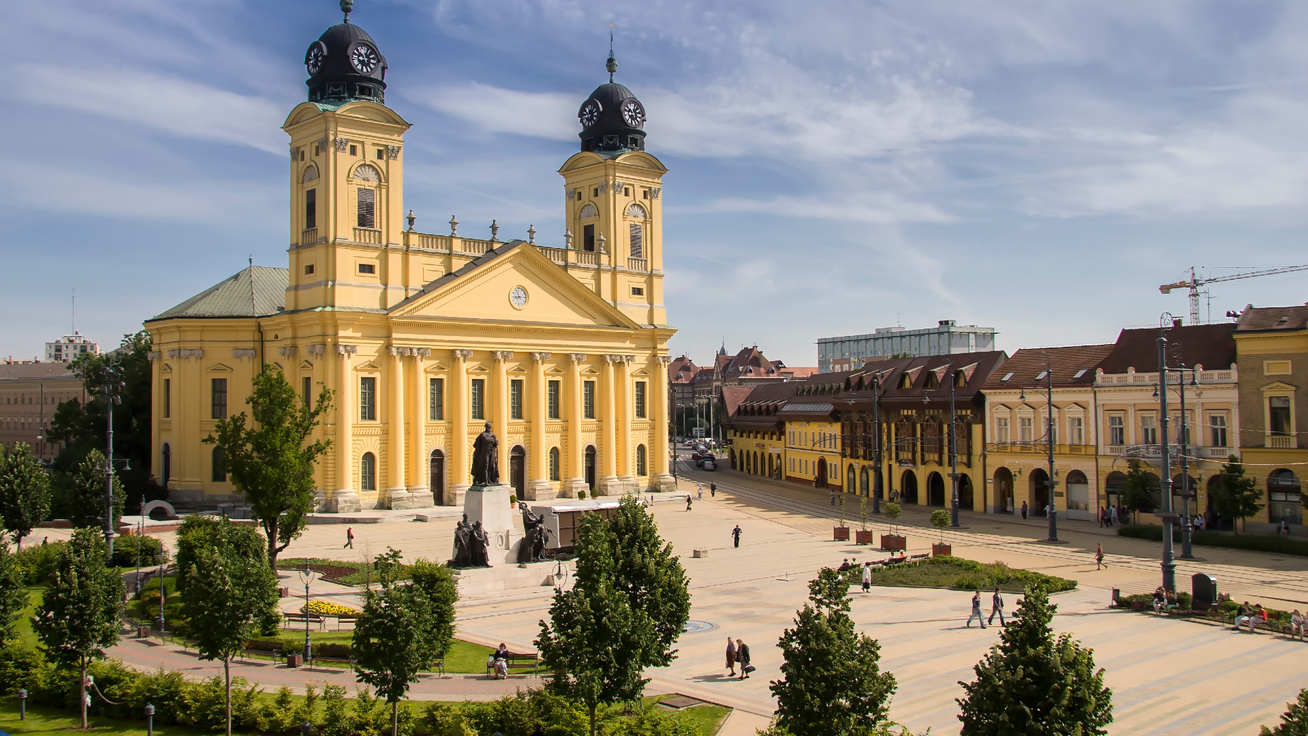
[509,494,518,507]
[833,495,850,541]
[855,496,874,545]
[930,509,952,556]
[577,490,587,500]
[880,502,905,551]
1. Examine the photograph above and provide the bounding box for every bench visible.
[334,615,359,631]
[282,613,326,631]
[486,651,539,678]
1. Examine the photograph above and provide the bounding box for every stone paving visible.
[70,458,1308,735]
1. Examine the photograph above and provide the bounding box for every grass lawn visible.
[0,704,261,736]
[649,696,731,736]
[861,556,1076,593]
[17,587,40,649]
[277,557,410,586]
[235,632,495,674]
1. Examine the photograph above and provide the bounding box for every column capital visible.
[336,344,358,356]
[278,345,298,357]
[413,347,431,358]
[531,352,552,363]
[307,343,326,356]
[492,350,514,362]
[452,349,474,361]
[656,355,672,365]
[568,353,587,364]
[146,351,162,362]
[603,354,634,365]
[232,348,257,360]
[387,346,406,357]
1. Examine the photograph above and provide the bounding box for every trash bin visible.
[1192,573,1217,612]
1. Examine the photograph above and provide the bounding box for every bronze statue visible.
[451,513,472,567]
[518,502,551,563]
[471,422,500,485]
[469,520,492,567]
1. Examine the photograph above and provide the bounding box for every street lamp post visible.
[872,374,882,516]
[948,370,961,528]
[102,362,124,561]
[1157,317,1178,593]
[1044,366,1057,542]
[1176,363,1197,559]
[298,562,317,664]
[156,561,166,639]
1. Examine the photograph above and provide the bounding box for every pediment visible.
[299,360,314,370]
[390,243,641,331]
[1261,381,1297,392]
[547,367,565,374]
[582,367,600,376]
[208,363,233,373]
[356,361,381,372]
[425,361,448,372]
[509,366,529,374]
[160,363,172,374]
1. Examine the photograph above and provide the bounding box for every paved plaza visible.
[76,460,1308,735]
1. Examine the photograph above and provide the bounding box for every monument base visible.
[463,484,521,565]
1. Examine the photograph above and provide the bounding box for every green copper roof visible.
[150,266,287,321]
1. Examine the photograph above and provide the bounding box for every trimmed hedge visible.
[14,542,66,586]
[850,556,1077,593]
[1117,524,1308,557]
[110,534,165,568]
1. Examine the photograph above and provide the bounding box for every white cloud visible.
[686,192,952,225]
[405,83,578,142]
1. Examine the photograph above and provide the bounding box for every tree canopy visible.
[1208,456,1263,533]
[0,442,51,548]
[957,585,1112,735]
[1261,688,1308,736]
[66,449,126,532]
[205,368,332,569]
[1119,461,1158,522]
[772,567,897,736]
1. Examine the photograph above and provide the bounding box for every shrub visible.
[1117,524,1308,557]
[313,642,352,659]
[111,534,165,568]
[14,541,66,585]
[244,637,301,654]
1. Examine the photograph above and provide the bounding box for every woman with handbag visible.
[736,639,752,679]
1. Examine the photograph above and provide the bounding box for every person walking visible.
[736,639,751,678]
[697,484,704,500]
[861,562,873,593]
[1095,543,1106,570]
[731,525,742,548]
[344,526,354,549]
[725,637,737,677]
[988,587,1005,626]
[686,495,693,511]
[967,590,986,628]
[710,482,717,498]
[1020,501,1028,520]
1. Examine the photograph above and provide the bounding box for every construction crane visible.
[1160,265,1308,325]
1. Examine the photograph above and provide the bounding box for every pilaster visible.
[651,355,675,491]
[449,349,473,505]
[385,345,409,509]
[598,354,620,495]
[332,343,361,512]
[528,352,555,501]
[406,347,431,504]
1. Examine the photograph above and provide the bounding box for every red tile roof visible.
[1235,304,1308,332]
[669,355,698,384]
[982,344,1114,389]
[1098,323,1235,373]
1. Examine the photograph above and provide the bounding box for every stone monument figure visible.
[469,520,492,567]
[471,422,500,486]
[518,502,551,563]
[451,514,472,567]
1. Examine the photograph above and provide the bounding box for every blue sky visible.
[3,0,1308,367]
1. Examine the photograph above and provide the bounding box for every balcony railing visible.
[989,442,1096,456]
[1269,434,1295,449]
[575,251,600,266]
[461,238,491,255]
[300,228,318,246]
[538,246,567,265]
[414,232,451,251]
[353,227,382,244]
[627,257,647,271]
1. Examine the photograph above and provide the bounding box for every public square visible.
[82,457,1308,736]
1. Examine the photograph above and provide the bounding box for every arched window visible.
[352,164,380,182]
[360,452,377,491]
[301,165,319,184]
[578,203,598,219]
[549,447,561,481]
[636,444,647,476]
[211,447,227,483]
[625,203,647,219]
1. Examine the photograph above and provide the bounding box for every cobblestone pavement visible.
[77,457,1308,735]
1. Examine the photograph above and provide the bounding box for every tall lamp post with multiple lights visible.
[1156,315,1178,593]
[1156,353,1199,560]
[1020,361,1059,542]
[298,562,317,664]
[871,373,883,516]
[101,361,125,562]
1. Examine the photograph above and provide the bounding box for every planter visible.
[137,626,151,639]
[1130,601,1149,612]
[932,543,952,557]
[278,586,289,598]
[286,652,303,668]
[880,534,906,551]
[833,526,851,542]
[855,530,875,545]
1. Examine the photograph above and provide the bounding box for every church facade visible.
[146,8,675,512]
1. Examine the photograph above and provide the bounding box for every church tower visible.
[282,1,411,313]
[559,50,669,329]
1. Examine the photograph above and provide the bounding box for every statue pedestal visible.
[463,484,520,565]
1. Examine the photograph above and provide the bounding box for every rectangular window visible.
[1140,414,1157,445]
[631,286,644,296]
[376,148,384,160]
[304,264,315,275]
[349,144,357,156]
[359,377,377,421]
[629,223,643,258]
[548,381,561,420]
[583,223,596,252]
[357,188,375,228]
[635,381,646,419]
[358,263,376,275]
[211,378,227,419]
[471,378,485,420]
[995,416,1009,443]
[1019,416,1033,443]
[1170,411,1193,444]
[162,379,170,419]
[1069,416,1084,446]
[305,188,316,229]
[583,380,596,419]
[1108,414,1125,446]
[212,448,226,483]
[510,379,524,420]
[1209,413,1228,447]
[1270,396,1292,435]
[429,378,444,421]
[302,376,312,407]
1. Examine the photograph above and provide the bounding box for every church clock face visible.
[621,99,645,128]
[305,43,325,76]
[579,100,601,127]
[350,44,379,73]
[510,286,528,309]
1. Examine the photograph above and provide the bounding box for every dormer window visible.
[899,374,912,389]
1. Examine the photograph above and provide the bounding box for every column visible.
[615,355,634,493]
[386,346,410,509]
[492,351,512,486]
[651,355,675,491]
[528,352,554,501]
[449,349,472,505]
[599,355,620,495]
[564,353,586,498]
[333,344,361,512]
[406,348,430,504]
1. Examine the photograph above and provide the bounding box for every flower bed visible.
[303,600,360,617]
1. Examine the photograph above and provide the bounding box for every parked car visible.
[700,458,717,471]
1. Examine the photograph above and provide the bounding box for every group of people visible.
[966,588,1006,628]
[1098,505,1129,527]
[724,637,752,678]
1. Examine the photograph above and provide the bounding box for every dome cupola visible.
[304,0,388,105]
[577,50,646,154]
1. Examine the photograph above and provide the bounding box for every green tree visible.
[0,443,51,549]
[771,567,897,736]
[1119,460,1158,523]
[180,518,279,736]
[352,549,440,736]
[1209,456,1263,534]
[537,512,654,736]
[206,368,332,569]
[1260,688,1308,735]
[957,585,1112,735]
[46,331,159,507]
[66,449,126,533]
[607,495,690,665]
[408,558,459,657]
[32,528,124,729]
[0,541,29,646]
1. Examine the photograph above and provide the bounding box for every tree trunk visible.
[266,517,279,570]
[224,656,232,736]
[392,699,399,736]
[589,702,597,736]
[79,662,88,729]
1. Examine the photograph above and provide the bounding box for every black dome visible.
[304,15,388,105]
[578,55,646,154]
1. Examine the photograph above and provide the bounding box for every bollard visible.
[301,721,313,736]
[18,688,26,720]
[145,704,155,736]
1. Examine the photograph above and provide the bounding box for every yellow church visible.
[146,6,675,512]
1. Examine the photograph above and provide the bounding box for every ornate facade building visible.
[146,7,675,511]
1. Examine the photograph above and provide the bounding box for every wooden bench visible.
[486,651,539,678]
[334,615,359,631]
[282,613,326,631]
